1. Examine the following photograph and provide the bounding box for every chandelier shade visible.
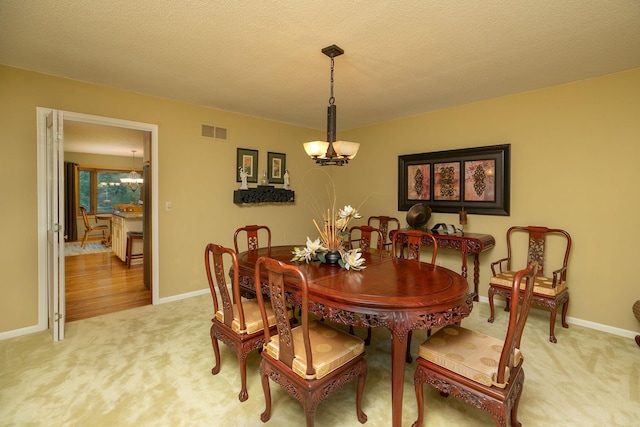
[120,150,143,191]
[304,45,359,166]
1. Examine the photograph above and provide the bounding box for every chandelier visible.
[303,45,359,166]
[120,150,143,191]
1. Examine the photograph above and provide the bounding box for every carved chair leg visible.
[488,287,496,323]
[406,330,413,363]
[561,297,570,328]
[356,368,368,424]
[510,370,525,427]
[259,362,272,422]
[412,371,425,427]
[635,335,640,347]
[365,327,372,346]
[210,328,221,375]
[303,395,319,427]
[548,307,558,344]
[237,352,249,402]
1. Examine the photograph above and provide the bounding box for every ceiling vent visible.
[201,124,228,140]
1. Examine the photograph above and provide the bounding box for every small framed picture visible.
[236,148,258,183]
[267,152,286,184]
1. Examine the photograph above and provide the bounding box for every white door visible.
[46,110,65,341]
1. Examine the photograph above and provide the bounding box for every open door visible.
[46,110,65,341]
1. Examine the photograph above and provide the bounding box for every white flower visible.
[305,236,326,253]
[338,205,362,220]
[341,248,366,270]
[291,237,327,263]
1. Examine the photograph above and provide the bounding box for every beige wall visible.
[1,64,639,335]
[337,68,640,332]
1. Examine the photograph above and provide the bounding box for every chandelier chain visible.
[329,57,335,105]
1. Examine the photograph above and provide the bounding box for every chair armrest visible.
[551,266,568,286]
[490,258,509,276]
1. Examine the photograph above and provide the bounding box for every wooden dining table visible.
[235,245,473,427]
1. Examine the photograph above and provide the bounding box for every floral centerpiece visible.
[291,172,367,270]
[291,205,365,270]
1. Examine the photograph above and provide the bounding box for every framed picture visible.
[267,152,286,184]
[236,148,258,183]
[398,144,510,215]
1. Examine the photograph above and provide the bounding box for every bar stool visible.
[126,231,144,268]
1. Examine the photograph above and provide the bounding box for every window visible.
[78,167,143,215]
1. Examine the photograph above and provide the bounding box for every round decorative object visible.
[323,250,341,265]
[406,203,431,229]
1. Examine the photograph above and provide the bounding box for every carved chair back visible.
[392,229,439,264]
[367,215,400,249]
[234,224,272,254]
[348,225,384,253]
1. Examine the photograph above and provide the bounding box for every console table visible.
[391,230,495,301]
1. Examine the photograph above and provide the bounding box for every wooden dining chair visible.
[348,225,384,253]
[392,229,439,362]
[79,206,109,248]
[367,215,400,250]
[413,262,540,427]
[487,226,571,343]
[204,243,282,402]
[233,224,271,254]
[254,256,368,427]
[347,225,385,344]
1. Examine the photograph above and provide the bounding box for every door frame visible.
[36,109,159,334]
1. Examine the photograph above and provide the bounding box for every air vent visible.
[201,124,228,140]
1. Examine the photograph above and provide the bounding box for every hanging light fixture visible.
[120,150,143,191]
[303,45,359,166]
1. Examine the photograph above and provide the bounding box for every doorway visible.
[64,121,150,321]
[37,109,159,338]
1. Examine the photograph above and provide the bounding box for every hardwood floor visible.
[65,251,151,322]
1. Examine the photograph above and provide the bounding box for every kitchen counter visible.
[112,213,143,263]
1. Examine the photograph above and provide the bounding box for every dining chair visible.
[233,224,271,254]
[487,226,571,343]
[79,206,109,248]
[367,215,400,251]
[413,262,540,427]
[347,225,385,344]
[392,229,439,362]
[254,256,368,427]
[204,243,282,402]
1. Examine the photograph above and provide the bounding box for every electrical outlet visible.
[165,201,173,211]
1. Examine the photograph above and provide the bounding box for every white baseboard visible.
[0,324,44,341]
[477,296,638,340]
[156,288,210,305]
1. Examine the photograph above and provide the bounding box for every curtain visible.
[64,162,78,242]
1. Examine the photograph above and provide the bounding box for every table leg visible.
[390,329,408,427]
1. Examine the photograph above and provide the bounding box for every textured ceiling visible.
[2,0,640,133]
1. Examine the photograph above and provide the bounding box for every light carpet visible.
[65,241,112,256]
[1,295,638,426]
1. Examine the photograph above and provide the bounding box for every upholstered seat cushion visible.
[490,271,567,296]
[418,325,522,388]
[215,299,283,334]
[265,320,365,380]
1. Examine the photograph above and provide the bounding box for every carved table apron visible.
[236,245,472,427]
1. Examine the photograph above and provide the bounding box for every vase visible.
[323,250,341,265]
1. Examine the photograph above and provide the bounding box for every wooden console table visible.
[391,230,495,301]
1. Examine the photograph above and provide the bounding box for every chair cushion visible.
[490,271,567,296]
[265,320,365,380]
[418,325,522,388]
[215,299,281,334]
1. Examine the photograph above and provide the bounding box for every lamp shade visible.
[333,140,359,159]
[303,141,329,158]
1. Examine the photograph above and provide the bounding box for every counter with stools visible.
[126,231,144,268]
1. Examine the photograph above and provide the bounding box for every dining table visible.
[235,245,473,427]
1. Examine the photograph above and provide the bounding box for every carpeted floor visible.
[1,295,638,426]
[65,241,112,256]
